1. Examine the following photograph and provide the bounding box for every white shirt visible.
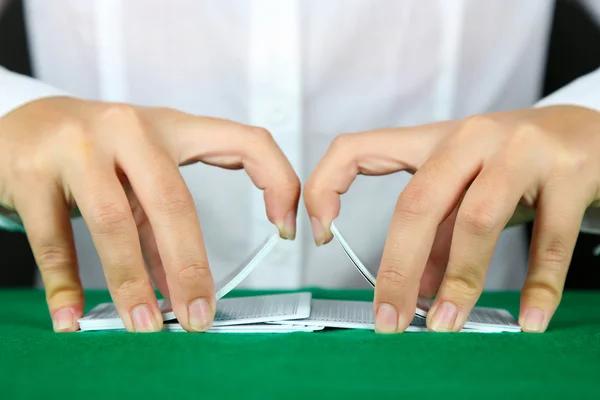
[1,0,599,291]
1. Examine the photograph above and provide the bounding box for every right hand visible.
[0,97,300,333]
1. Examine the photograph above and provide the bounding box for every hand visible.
[304,105,600,333]
[0,97,300,332]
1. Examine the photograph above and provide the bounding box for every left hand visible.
[304,105,600,333]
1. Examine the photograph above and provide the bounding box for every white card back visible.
[272,299,428,331]
[164,322,324,333]
[211,292,312,326]
[78,292,312,331]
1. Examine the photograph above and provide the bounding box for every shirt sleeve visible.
[535,67,600,235]
[0,66,69,118]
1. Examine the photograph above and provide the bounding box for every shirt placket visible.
[246,0,303,288]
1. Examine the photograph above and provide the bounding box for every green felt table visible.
[1,289,600,399]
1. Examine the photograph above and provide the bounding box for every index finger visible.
[143,109,301,240]
[303,122,454,245]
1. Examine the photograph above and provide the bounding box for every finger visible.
[374,142,485,333]
[303,122,458,245]
[114,129,216,333]
[142,108,301,240]
[519,180,588,333]
[419,205,459,298]
[137,212,170,300]
[15,184,84,332]
[427,158,537,332]
[64,161,163,332]
[126,185,170,299]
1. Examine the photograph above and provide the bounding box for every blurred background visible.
[1,0,599,289]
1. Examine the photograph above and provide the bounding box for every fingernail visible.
[52,308,76,332]
[375,303,398,333]
[131,304,158,332]
[430,301,458,332]
[188,298,213,332]
[280,210,296,240]
[521,307,545,333]
[311,217,325,245]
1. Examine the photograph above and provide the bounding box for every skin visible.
[0,97,301,333]
[304,105,600,334]
[2,98,599,334]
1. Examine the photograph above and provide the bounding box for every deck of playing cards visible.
[78,224,522,334]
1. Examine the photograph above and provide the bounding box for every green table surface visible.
[1,289,600,399]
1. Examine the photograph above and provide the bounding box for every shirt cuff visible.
[534,67,600,112]
[0,66,70,118]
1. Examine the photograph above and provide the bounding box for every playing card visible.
[79,231,281,327]
[78,292,312,331]
[413,297,521,331]
[211,292,312,326]
[78,299,175,331]
[161,231,280,321]
[270,298,429,331]
[213,232,280,300]
[330,222,521,332]
[330,222,430,318]
[164,323,324,333]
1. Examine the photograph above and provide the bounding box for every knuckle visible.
[99,103,140,123]
[522,281,562,304]
[456,115,497,139]
[538,238,571,267]
[457,204,499,236]
[442,273,482,299]
[45,285,83,306]
[89,201,130,235]
[36,244,72,273]
[377,268,411,288]
[302,184,322,204]
[280,173,301,192]
[329,133,354,153]
[114,276,148,297]
[98,103,146,136]
[246,126,274,143]
[10,153,34,178]
[10,149,55,181]
[512,123,544,143]
[54,118,86,141]
[505,124,548,157]
[177,262,212,282]
[396,185,431,218]
[553,148,588,176]
[153,185,194,217]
